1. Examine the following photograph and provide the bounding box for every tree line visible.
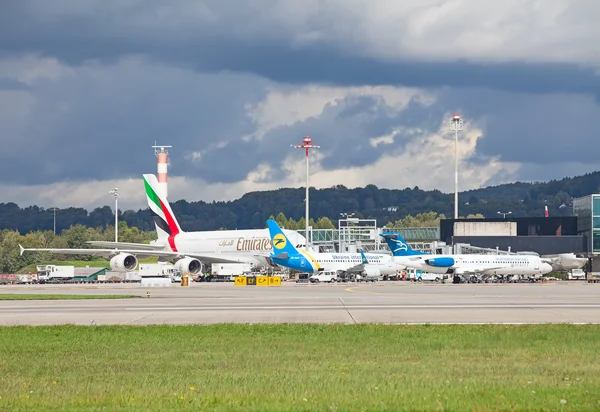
[0,211,484,274]
[0,223,154,274]
[1,170,598,235]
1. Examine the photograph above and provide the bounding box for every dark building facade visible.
[573,194,600,255]
[440,217,586,255]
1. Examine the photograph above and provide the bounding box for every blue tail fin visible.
[267,220,300,257]
[359,249,369,264]
[380,232,425,256]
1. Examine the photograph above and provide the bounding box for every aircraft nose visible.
[541,263,553,273]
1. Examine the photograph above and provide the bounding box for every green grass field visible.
[0,294,138,300]
[0,324,598,410]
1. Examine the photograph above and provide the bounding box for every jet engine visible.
[174,257,203,275]
[109,253,138,272]
[424,257,455,267]
[362,266,381,281]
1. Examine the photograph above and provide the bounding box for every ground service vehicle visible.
[309,272,338,283]
[37,265,75,283]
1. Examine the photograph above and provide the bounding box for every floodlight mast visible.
[292,136,320,251]
[449,114,464,219]
[109,188,119,242]
[497,211,512,219]
[49,207,58,235]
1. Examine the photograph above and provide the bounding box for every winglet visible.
[19,244,25,256]
[359,249,369,264]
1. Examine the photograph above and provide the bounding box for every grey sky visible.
[1,0,599,209]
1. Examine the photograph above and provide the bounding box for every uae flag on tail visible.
[545,205,549,217]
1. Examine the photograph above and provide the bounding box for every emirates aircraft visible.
[20,174,305,274]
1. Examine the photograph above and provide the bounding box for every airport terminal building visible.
[439,216,586,256]
[304,196,600,260]
[573,194,600,256]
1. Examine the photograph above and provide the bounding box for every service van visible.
[309,271,339,283]
[408,268,446,283]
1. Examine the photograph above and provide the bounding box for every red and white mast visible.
[293,136,320,251]
[152,144,172,199]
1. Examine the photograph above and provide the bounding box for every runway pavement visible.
[1,281,599,325]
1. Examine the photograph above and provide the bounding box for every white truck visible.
[36,265,75,283]
[309,271,339,283]
[212,263,253,280]
[568,268,585,280]
[408,268,445,283]
[138,263,181,283]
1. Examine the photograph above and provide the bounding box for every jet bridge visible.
[453,243,516,255]
[302,220,441,254]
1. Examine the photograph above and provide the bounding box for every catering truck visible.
[211,263,253,280]
[36,265,75,283]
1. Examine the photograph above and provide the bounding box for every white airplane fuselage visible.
[280,251,405,274]
[163,229,306,268]
[393,254,553,276]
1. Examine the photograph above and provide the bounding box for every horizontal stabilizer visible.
[272,252,289,260]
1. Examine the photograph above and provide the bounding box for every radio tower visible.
[293,136,320,251]
[152,144,172,199]
[449,114,464,219]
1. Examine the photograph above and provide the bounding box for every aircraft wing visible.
[86,241,166,250]
[454,266,504,275]
[19,245,271,265]
[20,245,186,259]
[344,263,366,273]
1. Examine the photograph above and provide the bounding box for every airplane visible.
[379,232,553,278]
[267,219,404,276]
[535,253,587,272]
[20,174,306,275]
[358,249,392,281]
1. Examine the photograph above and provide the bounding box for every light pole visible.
[293,136,320,250]
[339,213,356,253]
[449,113,464,219]
[49,207,58,235]
[109,188,119,242]
[497,211,512,219]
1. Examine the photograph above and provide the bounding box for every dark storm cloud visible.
[0,77,31,91]
[190,84,600,186]
[433,88,600,166]
[0,58,270,185]
[188,93,442,184]
[2,0,600,194]
[1,1,599,98]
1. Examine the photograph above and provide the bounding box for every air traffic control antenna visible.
[293,136,320,251]
[449,114,464,219]
[152,144,172,199]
